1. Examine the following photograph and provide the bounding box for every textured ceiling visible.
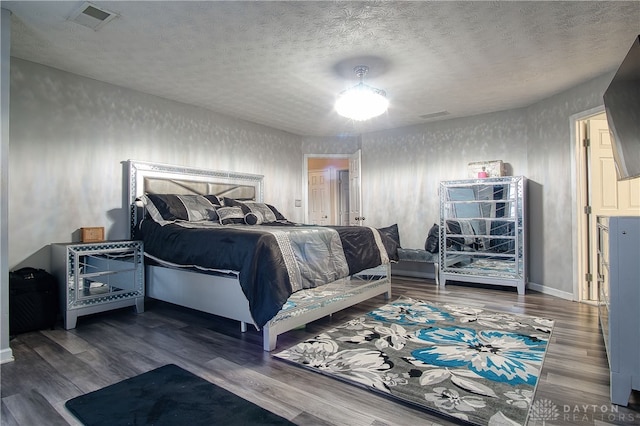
[4,1,640,137]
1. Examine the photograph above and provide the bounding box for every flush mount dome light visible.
[335,65,389,121]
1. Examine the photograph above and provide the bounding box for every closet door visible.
[308,169,331,225]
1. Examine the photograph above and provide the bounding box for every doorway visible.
[574,109,640,302]
[304,155,350,225]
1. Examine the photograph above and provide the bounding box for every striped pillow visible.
[217,206,246,225]
[142,194,220,224]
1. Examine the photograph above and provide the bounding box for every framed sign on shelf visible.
[467,160,505,178]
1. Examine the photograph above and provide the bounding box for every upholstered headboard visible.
[126,160,264,238]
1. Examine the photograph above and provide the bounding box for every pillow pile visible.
[142,194,287,226]
[223,198,287,224]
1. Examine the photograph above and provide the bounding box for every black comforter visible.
[136,219,387,328]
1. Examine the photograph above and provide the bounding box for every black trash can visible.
[9,267,59,336]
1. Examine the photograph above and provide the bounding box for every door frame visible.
[303,154,352,224]
[570,104,605,303]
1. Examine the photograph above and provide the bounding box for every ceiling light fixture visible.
[335,65,389,121]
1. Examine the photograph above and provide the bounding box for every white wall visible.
[525,72,615,295]
[360,109,528,249]
[9,58,304,270]
[1,8,14,364]
[9,58,615,294]
[301,135,360,155]
[347,73,612,297]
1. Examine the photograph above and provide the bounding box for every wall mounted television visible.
[603,35,640,181]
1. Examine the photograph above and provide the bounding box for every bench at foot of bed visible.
[392,248,440,284]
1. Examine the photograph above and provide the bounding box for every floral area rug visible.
[274,296,554,426]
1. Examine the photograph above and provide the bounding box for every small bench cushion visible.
[397,248,437,263]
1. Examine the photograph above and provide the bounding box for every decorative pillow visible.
[217,206,246,225]
[223,197,251,214]
[143,194,219,223]
[445,220,463,248]
[446,219,475,248]
[244,211,263,225]
[224,199,287,223]
[425,223,439,253]
[377,224,401,262]
[265,203,287,221]
[203,194,222,206]
[243,202,277,223]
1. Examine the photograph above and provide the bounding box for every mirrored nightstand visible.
[51,240,144,329]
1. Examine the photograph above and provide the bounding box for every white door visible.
[349,150,363,226]
[338,170,350,225]
[585,118,640,299]
[308,169,332,225]
[589,119,640,215]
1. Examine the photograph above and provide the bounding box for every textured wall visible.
[358,73,613,295]
[9,58,615,297]
[360,110,528,249]
[525,72,614,294]
[9,59,303,269]
[2,8,13,363]
[301,135,360,155]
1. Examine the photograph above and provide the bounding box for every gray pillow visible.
[143,194,219,223]
[217,206,245,225]
[425,223,439,253]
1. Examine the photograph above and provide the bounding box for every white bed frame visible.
[127,160,392,351]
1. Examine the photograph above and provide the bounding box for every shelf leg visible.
[64,312,78,330]
[439,271,446,288]
[135,297,145,313]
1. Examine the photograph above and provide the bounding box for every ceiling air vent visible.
[68,2,118,31]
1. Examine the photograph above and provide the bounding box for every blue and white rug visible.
[274,296,554,426]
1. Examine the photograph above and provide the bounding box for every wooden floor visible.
[2,276,639,426]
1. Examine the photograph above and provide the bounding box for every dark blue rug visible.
[65,364,294,426]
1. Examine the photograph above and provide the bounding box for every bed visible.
[126,160,393,351]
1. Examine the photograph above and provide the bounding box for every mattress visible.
[136,219,389,327]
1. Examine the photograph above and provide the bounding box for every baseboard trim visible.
[0,347,14,364]
[527,281,575,301]
[391,271,575,301]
